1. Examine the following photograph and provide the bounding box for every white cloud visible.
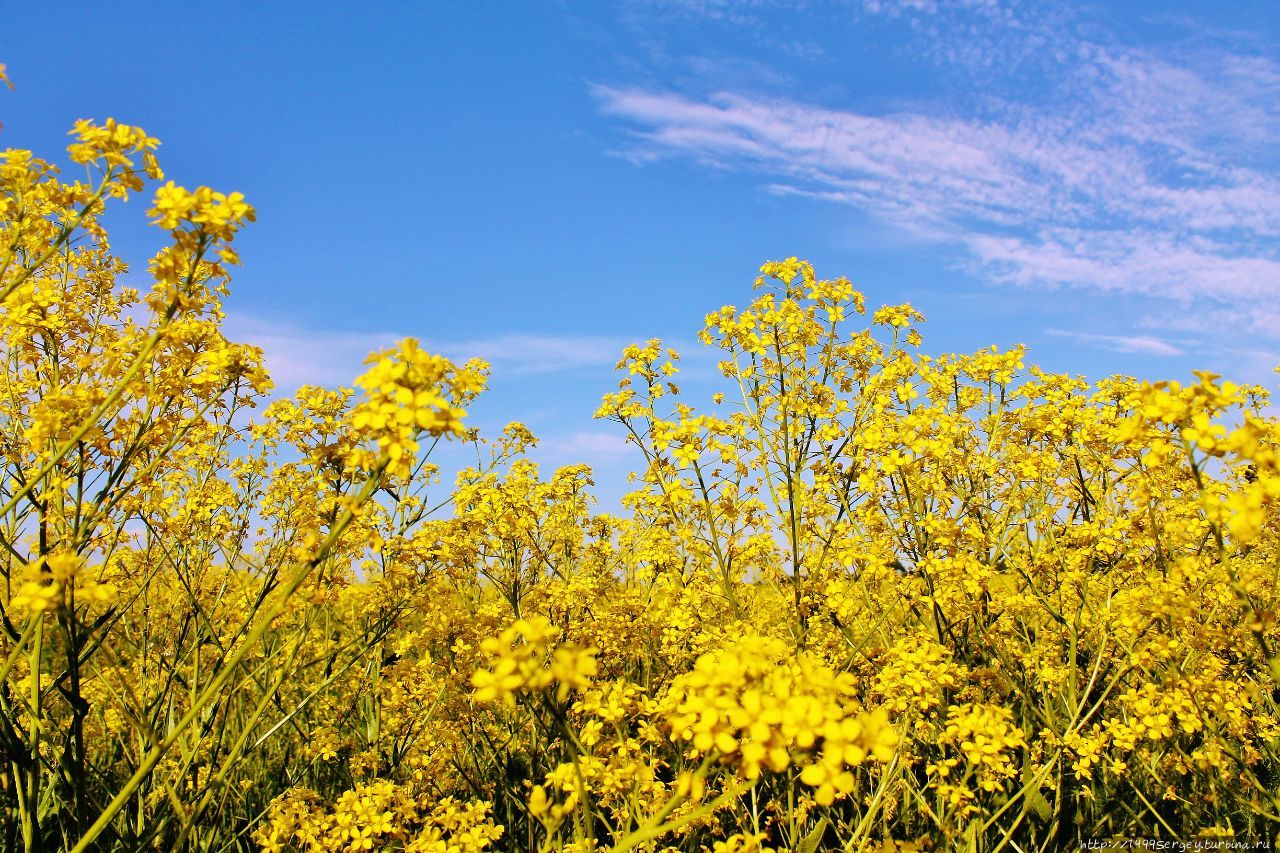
[224,315,630,392]
[592,11,1280,341]
[223,315,396,391]
[1137,306,1280,349]
[433,334,626,375]
[1046,329,1184,357]
[539,430,635,464]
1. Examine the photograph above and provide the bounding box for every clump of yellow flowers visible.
[9,551,115,614]
[471,616,599,705]
[3,92,1280,852]
[349,339,485,477]
[662,634,898,807]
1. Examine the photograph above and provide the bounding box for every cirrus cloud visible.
[592,7,1280,342]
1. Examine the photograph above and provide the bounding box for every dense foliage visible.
[3,110,1280,852]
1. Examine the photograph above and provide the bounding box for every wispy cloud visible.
[433,334,627,375]
[1139,305,1280,343]
[625,0,807,27]
[593,4,1280,341]
[223,315,396,391]
[539,429,635,464]
[1046,329,1184,357]
[224,315,630,392]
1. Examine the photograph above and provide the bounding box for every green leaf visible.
[1027,789,1053,822]
[798,818,830,853]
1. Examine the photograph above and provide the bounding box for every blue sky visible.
[3,1,1278,506]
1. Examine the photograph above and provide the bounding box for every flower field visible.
[3,114,1280,852]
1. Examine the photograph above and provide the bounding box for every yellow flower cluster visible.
[871,638,965,718]
[799,707,899,806]
[663,635,897,805]
[255,783,503,853]
[67,117,161,196]
[148,181,254,237]
[470,616,598,705]
[9,551,115,614]
[1216,415,1280,543]
[348,339,486,476]
[928,703,1026,794]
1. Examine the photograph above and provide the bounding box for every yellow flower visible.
[11,579,61,614]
